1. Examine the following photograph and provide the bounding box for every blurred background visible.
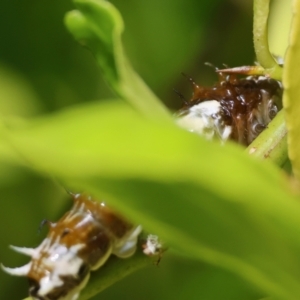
[0,0,291,299]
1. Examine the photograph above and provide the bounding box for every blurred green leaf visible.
[0,65,41,118]
[65,0,171,120]
[108,0,223,92]
[283,0,300,180]
[0,65,42,169]
[3,100,300,299]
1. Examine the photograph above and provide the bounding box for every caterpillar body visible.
[2,194,146,300]
[176,73,283,145]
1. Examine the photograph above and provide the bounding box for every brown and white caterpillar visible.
[1,193,162,300]
[176,72,283,145]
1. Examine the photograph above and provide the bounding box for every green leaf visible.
[283,0,300,180]
[64,0,171,120]
[79,244,151,300]
[99,257,264,300]
[4,100,300,299]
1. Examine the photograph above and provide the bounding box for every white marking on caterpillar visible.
[1,194,142,300]
[176,100,232,142]
[143,234,162,256]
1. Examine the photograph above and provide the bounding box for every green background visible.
[0,0,291,299]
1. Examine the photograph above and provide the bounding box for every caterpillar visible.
[1,193,161,300]
[176,72,283,145]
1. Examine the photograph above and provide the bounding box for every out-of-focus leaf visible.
[65,0,171,120]
[0,65,41,118]
[0,65,42,173]
[108,0,222,92]
[3,100,300,299]
[283,0,300,180]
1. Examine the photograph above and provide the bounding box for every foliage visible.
[0,0,299,300]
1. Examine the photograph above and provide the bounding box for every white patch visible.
[143,234,162,256]
[5,237,91,300]
[34,239,85,297]
[176,100,232,141]
[9,245,36,257]
[1,262,32,276]
[249,147,257,154]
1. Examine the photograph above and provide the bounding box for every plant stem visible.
[246,110,288,166]
[253,0,282,79]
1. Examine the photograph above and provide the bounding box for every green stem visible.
[65,0,172,121]
[253,0,282,79]
[246,110,288,166]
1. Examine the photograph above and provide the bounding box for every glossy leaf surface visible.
[3,100,300,300]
